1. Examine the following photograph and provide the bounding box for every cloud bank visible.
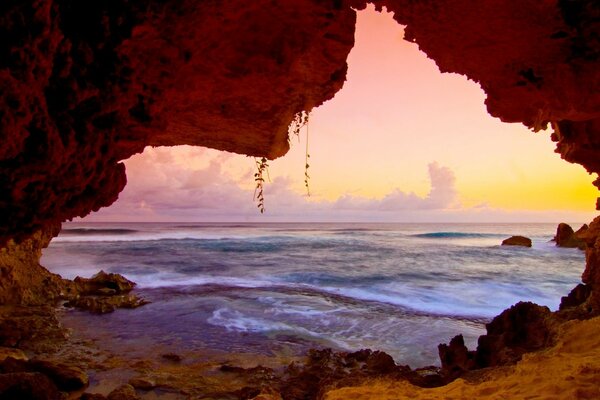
[82,147,594,223]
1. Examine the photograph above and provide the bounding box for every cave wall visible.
[0,0,599,305]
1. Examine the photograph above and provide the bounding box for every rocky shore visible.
[1,221,599,398]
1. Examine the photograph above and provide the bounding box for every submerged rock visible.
[65,293,149,314]
[64,271,149,314]
[501,236,532,247]
[553,223,586,250]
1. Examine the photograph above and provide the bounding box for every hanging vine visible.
[288,111,309,143]
[253,157,269,213]
[304,113,311,196]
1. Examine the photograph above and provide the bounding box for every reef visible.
[1,0,600,398]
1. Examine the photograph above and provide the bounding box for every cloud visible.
[82,147,594,223]
[84,146,461,222]
[333,162,458,211]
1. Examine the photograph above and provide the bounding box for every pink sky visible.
[83,5,598,223]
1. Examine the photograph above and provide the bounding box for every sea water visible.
[42,222,585,367]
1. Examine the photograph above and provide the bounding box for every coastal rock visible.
[475,302,556,367]
[438,334,476,380]
[553,223,586,249]
[280,348,415,400]
[29,359,89,391]
[577,216,600,314]
[501,236,532,247]
[0,224,66,306]
[559,283,592,311]
[74,271,136,295]
[0,306,67,352]
[0,372,61,400]
[65,293,149,314]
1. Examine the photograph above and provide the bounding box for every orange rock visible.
[501,236,532,247]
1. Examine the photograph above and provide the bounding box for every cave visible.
[1,0,600,398]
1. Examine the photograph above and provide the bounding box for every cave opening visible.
[34,5,598,397]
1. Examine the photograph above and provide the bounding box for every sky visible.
[84,5,598,223]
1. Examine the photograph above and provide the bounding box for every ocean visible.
[42,222,585,367]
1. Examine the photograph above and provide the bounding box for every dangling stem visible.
[254,157,269,213]
[304,115,310,196]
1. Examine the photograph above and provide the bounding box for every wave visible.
[412,232,503,239]
[61,228,139,235]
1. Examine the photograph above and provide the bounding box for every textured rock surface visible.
[501,235,532,247]
[0,0,599,249]
[576,216,600,313]
[0,223,65,305]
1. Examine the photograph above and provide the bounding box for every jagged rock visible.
[0,372,61,400]
[74,271,136,295]
[575,216,600,314]
[0,224,66,306]
[107,384,140,400]
[475,302,556,367]
[501,236,532,247]
[559,283,593,311]
[29,359,89,391]
[65,293,149,314]
[280,348,417,400]
[553,223,586,249]
[438,334,476,380]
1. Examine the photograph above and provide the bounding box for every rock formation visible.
[501,236,532,247]
[553,222,586,249]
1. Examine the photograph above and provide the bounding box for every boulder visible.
[501,236,532,247]
[553,223,586,250]
[74,271,136,295]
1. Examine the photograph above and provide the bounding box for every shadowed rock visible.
[553,223,586,249]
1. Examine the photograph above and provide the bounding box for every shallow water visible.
[43,222,585,367]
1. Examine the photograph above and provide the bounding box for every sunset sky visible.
[85,5,598,223]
